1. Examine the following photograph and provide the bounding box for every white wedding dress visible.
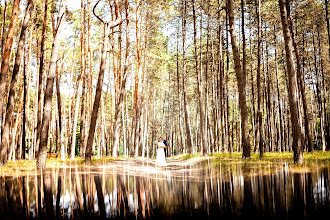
[156,142,167,166]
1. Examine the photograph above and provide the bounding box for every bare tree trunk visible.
[278,0,303,164]
[22,49,27,159]
[192,0,206,155]
[36,0,67,170]
[0,0,8,59]
[182,0,194,154]
[228,0,250,158]
[112,0,128,158]
[0,0,33,165]
[85,23,108,162]
[256,0,264,157]
[274,25,284,152]
[79,0,87,157]
[0,0,20,125]
[132,1,141,157]
[286,3,313,152]
[36,0,48,155]
[325,0,330,62]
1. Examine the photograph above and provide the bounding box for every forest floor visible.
[0,150,330,176]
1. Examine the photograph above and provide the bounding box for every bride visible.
[156,137,167,166]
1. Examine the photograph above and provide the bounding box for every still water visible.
[0,158,329,219]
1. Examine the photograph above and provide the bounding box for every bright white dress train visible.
[156,142,167,166]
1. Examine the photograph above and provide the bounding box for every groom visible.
[162,135,167,157]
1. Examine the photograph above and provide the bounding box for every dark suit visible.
[163,140,167,157]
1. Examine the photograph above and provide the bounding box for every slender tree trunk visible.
[256,0,264,157]
[36,0,48,155]
[0,0,8,59]
[112,0,128,158]
[325,0,330,62]
[132,0,142,157]
[0,0,33,165]
[176,17,182,154]
[278,0,303,164]
[286,3,313,152]
[182,0,194,154]
[85,24,108,162]
[79,0,87,157]
[0,0,20,132]
[274,25,284,152]
[86,0,123,160]
[37,0,67,170]
[192,0,206,155]
[22,51,27,159]
[228,0,250,158]
[55,65,64,160]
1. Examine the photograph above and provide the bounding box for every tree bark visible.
[79,0,87,157]
[182,0,194,154]
[0,0,33,165]
[86,0,123,161]
[256,0,264,157]
[192,0,206,155]
[113,0,129,158]
[0,0,8,58]
[0,0,20,132]
[36,0,67,170]
[278,0,303,164]
[36,0,48,155]
[286,2,313,152]
[228,0,250,158]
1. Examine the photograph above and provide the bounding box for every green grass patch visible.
[1,151,330,176]
[169,153,203,160]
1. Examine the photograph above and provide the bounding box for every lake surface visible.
[0,158,329,219]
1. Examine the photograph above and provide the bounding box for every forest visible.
[1,0,330,218]
[0,0,328,170]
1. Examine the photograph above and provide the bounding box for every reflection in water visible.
[0,159,330,218]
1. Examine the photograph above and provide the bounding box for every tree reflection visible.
[0,160,330,218]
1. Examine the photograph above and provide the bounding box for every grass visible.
[0,155,127,176]
[1,151,330,176]
[169,153,203,160]
[170,151,330,171]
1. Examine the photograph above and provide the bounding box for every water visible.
[0,158,329,219]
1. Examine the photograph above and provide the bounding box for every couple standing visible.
[156,136,167,166]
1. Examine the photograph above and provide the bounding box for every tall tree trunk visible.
[274,25,284,152]
[316,26,328,152]
[256,0,264,157]
[0,0,20,132]
[286,2,313,152]
[112,0,129,157]
[22,47,27,160]
[36,0,67,170]
[0,0,33,165]
[85,24,107,162]
[36,0,48,155]
[79,0,87,157]
[204,1,210,154]
[87,0,123,161]
[325,0,330,62]
[278,0,303,164]
[112,0,128,158]
[133,0,142,157]
[192,0,206,155]
[0,0,8,58]
[182,0,194,154]
[228,0,250,158]
[56,65,64,160]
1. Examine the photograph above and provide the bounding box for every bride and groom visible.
[156,136,167,166]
